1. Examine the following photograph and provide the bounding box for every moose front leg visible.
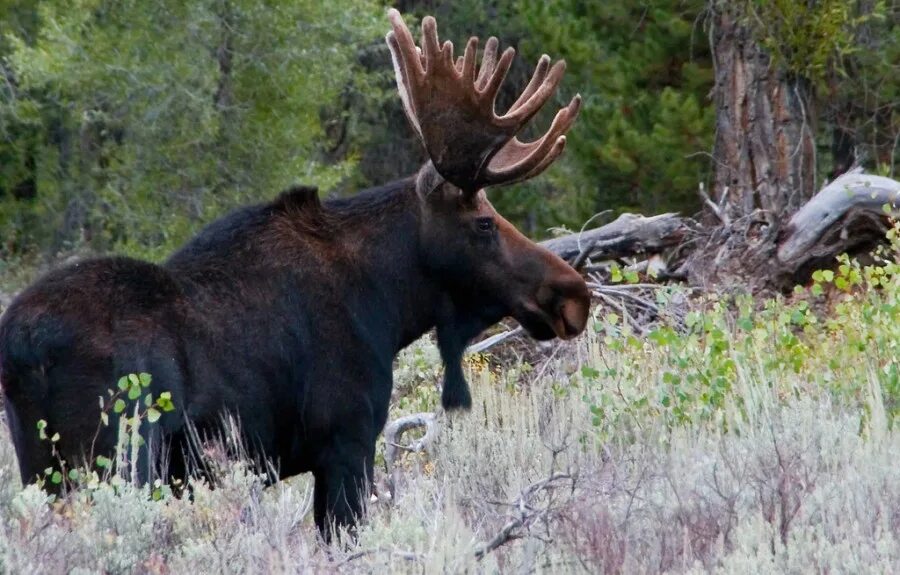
[312,434,375,542]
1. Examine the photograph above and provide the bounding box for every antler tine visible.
[475,37,500,91]
[483,95,582,185]
[455,37,478,82]
[420,16,443,73]
[480,47,515,102]
[387,9,424,80]
[503,59,567,126]
[524,137,567,181]
[507,55,551,114]
[442,40,455,71]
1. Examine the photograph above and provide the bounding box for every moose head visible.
[385,9,590,409]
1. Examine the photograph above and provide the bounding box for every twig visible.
[467,326,524,354]
[340,547,422,565]
[572,239,598,271]
[592,286,659,316]
[700,182,731,226]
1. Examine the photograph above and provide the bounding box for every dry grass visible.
[2,261,900,572]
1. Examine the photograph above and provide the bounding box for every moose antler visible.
[386,9,581,192]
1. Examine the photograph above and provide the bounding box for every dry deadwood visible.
[467,326,523,354]
[777,168,900,275]
[382,412,439,498]
[539,212,692,265]
[474,471,577,560]
[680,170,900,291]
[339,548,422,566]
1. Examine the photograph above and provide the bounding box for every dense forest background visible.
[0,1,897,263]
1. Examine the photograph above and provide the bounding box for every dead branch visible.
[777,168,900,272]
[699,183,731,227]
[679,170,900,291]
[339,547,422,565]
[467,326,524,354]
[474,472,576,560]
[383,412,439,497]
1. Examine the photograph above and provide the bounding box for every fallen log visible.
[539,212,691,264]
[681,169,900,291]
[777,168,900,274]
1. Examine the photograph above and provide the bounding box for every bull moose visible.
[0,9,588,538]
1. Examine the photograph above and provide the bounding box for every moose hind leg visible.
[312,438,375,542]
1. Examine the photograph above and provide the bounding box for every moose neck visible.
[317,170,485,410]
[314,178,444,354]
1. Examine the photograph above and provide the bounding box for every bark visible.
[710,5,816,220]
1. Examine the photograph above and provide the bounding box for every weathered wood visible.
[539,213,690,264]
[682,169,900,291]
[777,169,900,271]
[709,4,816,219]
[383,412,439,497]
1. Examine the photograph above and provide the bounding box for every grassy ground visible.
[1,251,899,573]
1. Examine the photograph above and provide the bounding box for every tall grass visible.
[1,249,900,572]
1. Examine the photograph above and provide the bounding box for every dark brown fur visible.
[0,168,589,539]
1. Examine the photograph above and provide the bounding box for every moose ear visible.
[276,185,321,213]
[415,161,448,200]
[416,163,472,207]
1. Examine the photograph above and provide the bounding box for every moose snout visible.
[530,271,590,340]
[550,276,591,339]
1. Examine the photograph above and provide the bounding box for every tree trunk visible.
[678,4,823,289]
[710,5,816,220]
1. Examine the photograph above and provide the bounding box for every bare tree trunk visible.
[710,5,816,220]
[678,4,822,289]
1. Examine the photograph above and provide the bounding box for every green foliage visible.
[32,372,176,496]
[737,0,886,86]
[1,0,895,258]
[0,0,383,259]
[583,225,900,440]
[392,336,443,413]
[516,0,715,219]
[728,0,898,179]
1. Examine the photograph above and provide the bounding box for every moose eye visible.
[476,217,496,234]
